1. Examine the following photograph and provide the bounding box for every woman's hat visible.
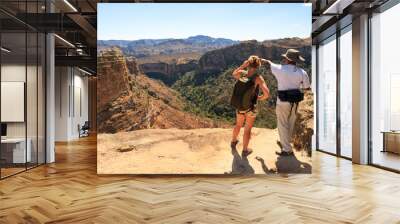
[281,49,305,63]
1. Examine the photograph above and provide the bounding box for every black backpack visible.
[230,75,259,111]
[277,89,304,103]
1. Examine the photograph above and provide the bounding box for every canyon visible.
[97,36,313,156]
[138,58,198,85]
[131,37,311,88]
[97,48,224,134]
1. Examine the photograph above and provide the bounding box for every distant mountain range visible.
[98,35,239,58]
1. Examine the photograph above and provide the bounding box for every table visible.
[1,138,32,163]
[381,131,400,155]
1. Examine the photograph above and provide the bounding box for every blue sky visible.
[98,3,311,41]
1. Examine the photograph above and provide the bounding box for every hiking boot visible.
[242,149,253,157]
[275,150,294,156]
[230,140,239,148]
[276,141,283,149]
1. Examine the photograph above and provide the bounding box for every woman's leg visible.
[232,112,245,143]
[242,113,256,151]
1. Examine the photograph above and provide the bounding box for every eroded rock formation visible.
[138,59,198,85]
[97,48,130,111]
[198,38,311,73]
[97,48,223,133]
[125,56,140,76]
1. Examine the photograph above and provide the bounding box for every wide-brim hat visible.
[281,49,305,64]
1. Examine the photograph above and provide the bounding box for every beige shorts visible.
[236,107,257,117]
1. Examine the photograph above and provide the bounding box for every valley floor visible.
[97,128,311,174]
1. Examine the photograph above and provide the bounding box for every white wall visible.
[72,73,89,138]
[1,64,30,138]
[55,66,70,141]
[1,63,46,164]
[1,64,26,150]
[55,67,89,141]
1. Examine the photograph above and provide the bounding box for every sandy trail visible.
[97,128,311,174]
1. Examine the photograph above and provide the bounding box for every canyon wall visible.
[97,49,224,133]
[198,39,311,73]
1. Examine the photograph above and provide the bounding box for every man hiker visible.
[261,49,311,156]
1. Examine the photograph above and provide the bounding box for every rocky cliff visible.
[125,56,140,76]
[293,91,314,156]
[97,48,224,133]
[97,48,131,111]
[139,59,199,85]
[198,38,311,73]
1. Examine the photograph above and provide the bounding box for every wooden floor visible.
[0,135,400,224]
[372,151,400,171]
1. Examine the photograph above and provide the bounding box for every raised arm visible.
[232,60,250,80]
[260,58,272,66]
[256,76,270,101]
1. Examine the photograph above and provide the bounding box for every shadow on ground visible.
[230,146,255,175]
[274,154,312,174]
[229,145,311,174]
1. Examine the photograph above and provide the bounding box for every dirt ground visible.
[97,128,312,174]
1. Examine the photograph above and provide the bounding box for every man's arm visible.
[261,58,280,77]
[261,58,272,66]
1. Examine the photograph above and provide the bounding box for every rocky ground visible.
[97,128,311,174]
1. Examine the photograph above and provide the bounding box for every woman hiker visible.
[230,55,270,157]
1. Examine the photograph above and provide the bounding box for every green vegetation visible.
[146,72,179,86]
[172,66,279,129]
